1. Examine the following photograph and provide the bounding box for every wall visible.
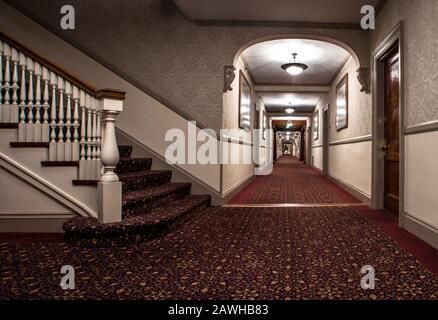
[6,0,370,133]
[327,57,372,198]
[310,55,372,197]
[372,0,438,244]
[311,96,327,171]
[221,57,269,194]
[0,166,75,232]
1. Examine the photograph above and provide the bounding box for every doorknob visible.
[380,139,388,151]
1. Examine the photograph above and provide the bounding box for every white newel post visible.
[96,89,125,224]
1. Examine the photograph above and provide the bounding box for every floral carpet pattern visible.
[1,207,437,300]
[244,164,359,204]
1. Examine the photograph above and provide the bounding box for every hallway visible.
[1,162,437,300]
[229,158,360,204]
[1,0,438,305]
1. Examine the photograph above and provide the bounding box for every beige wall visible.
[405,132,438,229]
[310,56,372,196]
[222,57,271,194]
[329,57,372,141]
[329,142,372,198]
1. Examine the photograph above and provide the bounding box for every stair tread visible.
[118,170,170,179]
[122,182,191,205]
[142,194,210,224]
[72,180,98,186]
[119,170,172,192]
[0,123,18,129]
[10,142,49,148]
[42,161,79,167]
[116,157,152,174]
[63,195,210,235]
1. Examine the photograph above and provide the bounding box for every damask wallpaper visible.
[329,57,372,141]
[6,0,370,132]
[372,0,438,128]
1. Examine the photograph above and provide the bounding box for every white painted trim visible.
[329,134,372,146]
[328,175,372,205]
[221,172,255,197]
[0,213,74,219]
[0,152,96,218]
[402,212,438,249]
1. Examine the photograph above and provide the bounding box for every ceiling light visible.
[281,53,308,76]
[285,102,295,114]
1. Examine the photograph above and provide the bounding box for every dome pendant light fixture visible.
[285,102,295,114]
[281,53,308,76]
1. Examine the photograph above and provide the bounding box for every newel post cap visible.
[96,89,126,112]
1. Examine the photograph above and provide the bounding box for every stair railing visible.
[0,32,125,223]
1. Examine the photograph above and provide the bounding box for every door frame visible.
[322,104,330,176]
[371,22,405,227]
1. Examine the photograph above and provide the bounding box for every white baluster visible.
[0,41,3,120]
[64,81,72,161]
[85,93,93,179]
[33,62,42,141]
[56,77,65,161]
[49,72,58,161]
[25,57,34,142]
[91,96,98,180]
[72,85,80,161]
[2,43,11,122]
[10,48,19,123]
[79,90,87,179]
[18,53,27,141]
[41,67,50,142]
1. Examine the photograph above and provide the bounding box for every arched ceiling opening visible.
[242,39,350,85]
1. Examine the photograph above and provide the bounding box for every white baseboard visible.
[0,214,73,233]
[402,213,438,249]
[328,175,372,205]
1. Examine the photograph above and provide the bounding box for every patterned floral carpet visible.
[1,207,437,300]
[230,164,360,204]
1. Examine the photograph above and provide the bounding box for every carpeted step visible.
[122,182,191,219]
[115,157,152,174]
[119,170,172,192]
[63,194,211,247]
[118,145,133,158]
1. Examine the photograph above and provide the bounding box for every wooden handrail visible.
[0,30,97,95]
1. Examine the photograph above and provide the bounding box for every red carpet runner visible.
[230,163,360,204]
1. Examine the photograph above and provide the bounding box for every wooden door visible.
[384,49,400,216]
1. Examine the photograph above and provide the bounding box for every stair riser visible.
[64,200,209,248]
[118,146,133,158]
[116,159,152,174]
[123,187,191,218]
[121,171,172,193]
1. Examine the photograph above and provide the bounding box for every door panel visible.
[384,49,400,216]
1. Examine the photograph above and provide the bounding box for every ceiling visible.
[243,39,349,85]
[260,92,321,113]
[175,0,381,24]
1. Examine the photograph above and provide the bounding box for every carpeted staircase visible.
[63,145,211,247]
